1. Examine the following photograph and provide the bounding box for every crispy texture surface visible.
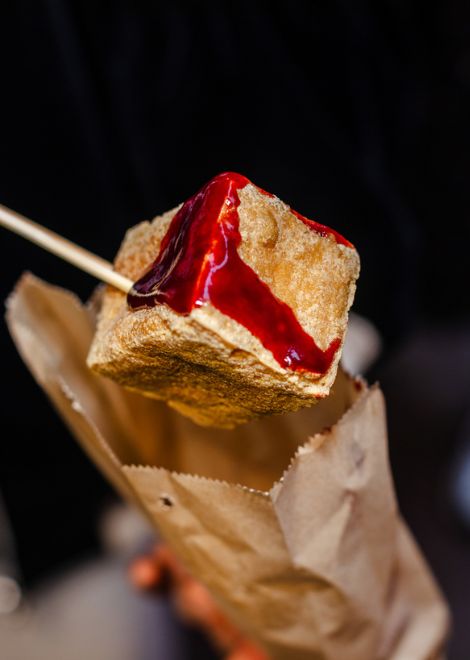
[87,184,360,427]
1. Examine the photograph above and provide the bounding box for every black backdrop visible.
[0,0,469,630]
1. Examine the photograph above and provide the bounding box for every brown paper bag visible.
[5,274,449,659]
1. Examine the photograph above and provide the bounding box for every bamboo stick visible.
[0,203,132,293]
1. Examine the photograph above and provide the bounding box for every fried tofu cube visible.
[87,172,360,428]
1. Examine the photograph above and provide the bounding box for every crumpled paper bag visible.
[5,274,449,659]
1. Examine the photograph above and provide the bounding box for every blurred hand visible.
[129,544,268,660]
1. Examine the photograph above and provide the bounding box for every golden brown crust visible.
[87,184,360,428]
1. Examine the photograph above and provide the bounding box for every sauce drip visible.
[128,172,348,374]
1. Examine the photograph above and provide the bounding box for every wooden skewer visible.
[0,203,133,294]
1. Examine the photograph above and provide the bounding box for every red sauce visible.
[290,209,353,248]
[127,172,350,374]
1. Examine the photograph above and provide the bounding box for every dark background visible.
[1,1,470,657]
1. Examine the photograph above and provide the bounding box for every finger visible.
[175,579,217,622]
[174,580,245,650]
[225,640,270,660]
[128,556,163,590]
